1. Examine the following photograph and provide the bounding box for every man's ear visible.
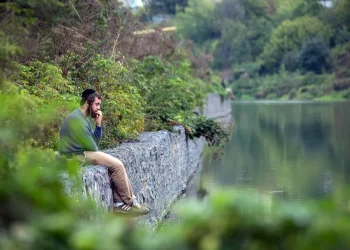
[82,101,89,109]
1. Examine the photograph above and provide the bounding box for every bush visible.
[134,56,205,131]
[299,39,330,74]
[342,89,350,99]
[289,89,297,99]
[212,20,251,69]
[9,60,75,104]
[331,42,350,79]
[282,50,300,72]
[233,62,261,79]
[266,93,278,100]
[241,94,254,100]
[260,16,332,72]
[8,61,77,149]
[183,115,230,147]
[299,92,314,100]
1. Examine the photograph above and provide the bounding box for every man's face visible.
[89,97,101,118]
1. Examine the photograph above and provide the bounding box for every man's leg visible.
[84,151,135,205]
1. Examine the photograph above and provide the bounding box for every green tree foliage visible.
[260,16,331,72]
[0,0,75,45]
[149,0,188,15]
[214,0,272,68]
[332,0,350,31]
[282,50,300,72]
[322,0,350,46]
[7,52,213,149]
[0,0,229,149]
[133,56,205,131]
[291,0,325,18]
[299,39,330,74]
[176,0,220,45]
[213,20,251,69]
[0,32,21,85]
[213,0,245,22]
[7,60,78,149]
[176,0,273,69]
[10,61,75,104]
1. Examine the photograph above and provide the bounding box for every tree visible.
[299,39,330,74]
[332,0,350,31]
[214,0,245,22]
[211,0,272,67]
[291,0,325,18]
[260,16,332,72]
[149,0,188,15]
[175,0,220,45]
[324,0,350,46]
[212,20,251,69]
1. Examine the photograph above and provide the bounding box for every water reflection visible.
[202,101,350,202]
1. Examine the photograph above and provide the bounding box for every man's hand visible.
[96,110,103,127]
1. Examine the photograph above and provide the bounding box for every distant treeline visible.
[164,0,350,100]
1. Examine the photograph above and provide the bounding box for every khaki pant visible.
[79,151,135,205]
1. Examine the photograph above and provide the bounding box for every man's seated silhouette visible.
[59,89,149,215]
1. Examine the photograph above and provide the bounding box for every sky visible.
[120,0,144,8]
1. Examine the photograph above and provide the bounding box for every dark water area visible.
[202,101,350,202]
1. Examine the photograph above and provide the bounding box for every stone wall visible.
[72,93,231,230]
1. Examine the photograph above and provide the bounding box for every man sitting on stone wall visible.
[59,89,149,216]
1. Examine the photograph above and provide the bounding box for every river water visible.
[202,101,350,202]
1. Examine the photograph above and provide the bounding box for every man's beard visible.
[91,112,97,118]
[88,105,98,118]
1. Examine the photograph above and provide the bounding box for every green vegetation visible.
[1,1,350,249]
[260,16,331,72]
[1,0,229,150]
[232,72,341,101]
[173,0,350,101]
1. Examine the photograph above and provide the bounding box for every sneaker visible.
[113,201,150,216]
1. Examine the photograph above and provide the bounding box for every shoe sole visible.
[113,209,149,217]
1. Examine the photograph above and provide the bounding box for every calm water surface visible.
[202,101,350,201]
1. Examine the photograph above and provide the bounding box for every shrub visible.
[134,56,205,131]
[6,52,221,149]
[299,39,330,74]
[9,60,75,105]
[266,93,278,100]
[331,42,350,79]
[299,92,314,100]
[233,62,261,79]
[289,89,297,99]
[241,94,254,100]
[260,16,332,72]
[213,20,251,69]
[282,50,300,72]
[183,115,230,147]
[342,89,350,99]
[8,61,77,149]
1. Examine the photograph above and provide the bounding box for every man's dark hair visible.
[80,89,101,106]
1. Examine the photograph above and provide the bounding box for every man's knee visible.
[86,151,124,169]
[109,158,125,171]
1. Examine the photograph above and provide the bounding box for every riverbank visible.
[231,72,350,101]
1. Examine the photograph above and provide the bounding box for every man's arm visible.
[93,126,102,146]
[93,110,103,146]
[69,117,98,151]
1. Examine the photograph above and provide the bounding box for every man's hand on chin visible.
[96,110,103,127]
